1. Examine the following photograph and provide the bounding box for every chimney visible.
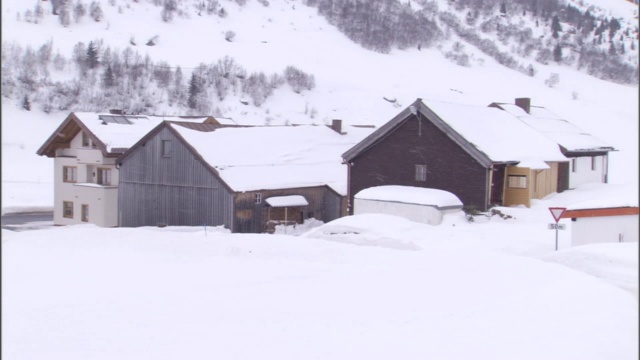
[515,98,531,114]
[331,119,343,134]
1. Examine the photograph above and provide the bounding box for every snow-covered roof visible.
[355,185,463,209]
[265,195,309,207]
[75,113,209,153]
[556,183,639,211]
[493,104,614,153]
[420,99,568,164]
[171,124,374,194]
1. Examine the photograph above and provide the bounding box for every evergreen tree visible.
[499,2,506,16]
[608,42,617,55]
[102,64,114,87]
[187,72,201,109]
[86,41,99,69]
[551,15,561,39]
[22,95,31,111]
[553,44,562,62]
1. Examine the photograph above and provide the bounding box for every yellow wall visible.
[503,166,531,207]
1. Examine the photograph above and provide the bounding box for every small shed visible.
[558,184,639,246]
[265,195,309,232]
[562,207,639,246]
[354,185,463,225]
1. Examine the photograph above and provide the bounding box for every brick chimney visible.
[331,119,343,134]
[515,98,531,114]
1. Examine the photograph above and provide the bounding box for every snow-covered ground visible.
[3,202,638,359]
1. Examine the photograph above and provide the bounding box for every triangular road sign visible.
[549,207,567,223]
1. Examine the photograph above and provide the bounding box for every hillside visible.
[1,0,639,212]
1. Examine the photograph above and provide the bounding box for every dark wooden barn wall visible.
[348,114,489,212]
[118,127,234,228]
[233,187,343,233]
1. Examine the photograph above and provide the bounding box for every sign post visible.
[548,207,567,251]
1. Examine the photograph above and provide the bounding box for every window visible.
[415,165,427,182]
[97,168,112,185]
[255,193,262,204]
[571,158,577,173]
[63,166,77,183]
[81,204,89,222]
[63,201,74,218]
[82,132,90,147]
[507,175,527,189]
[162,140,172,157]
[591,157,596,171]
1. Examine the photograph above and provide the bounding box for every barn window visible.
[63,166,77,183]
[591,157,596,171]
[81,204,89,222]
[415,165,427,182]
[162,140,172,157]
[255,193,262,204]
[63,201,74,218]
[507,175,527,189]
[97,168,112,185]
[571,158,577,173]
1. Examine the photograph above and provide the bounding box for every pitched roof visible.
[490,103,614,153]
[343,98,567,168]
[168,123,374,195]
[37,112,211,157]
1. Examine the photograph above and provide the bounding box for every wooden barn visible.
[116,121,372,233]
[342,98,569,212]
[36,111,216,227]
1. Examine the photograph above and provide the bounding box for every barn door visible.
[490,165,506,206]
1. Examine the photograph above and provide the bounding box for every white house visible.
[37,112,216,227]
[354,185,463,225]
[490,98,615,189]
[559,184,639,246]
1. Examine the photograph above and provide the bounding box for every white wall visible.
[571,215,639,246]
[53,132,120,227]
[569,155,607,188]
[354,199,459,225]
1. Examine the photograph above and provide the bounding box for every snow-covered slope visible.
[1,0,638,213]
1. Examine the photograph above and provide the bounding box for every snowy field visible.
[3,197,638,359]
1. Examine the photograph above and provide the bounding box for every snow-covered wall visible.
[354,199,459,225]
[571,215,638,246]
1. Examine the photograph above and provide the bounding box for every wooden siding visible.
[348,114,489,212]
[233,186,343,233]
[563,207,639,218]
[503,166,531,207]
[118,127,234,228]
[531,162,559,199]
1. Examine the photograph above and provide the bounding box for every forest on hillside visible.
[2,0,638,115]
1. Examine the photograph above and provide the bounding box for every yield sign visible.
[549,207,567,223]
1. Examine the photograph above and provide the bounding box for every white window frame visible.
[255,193,262,204]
